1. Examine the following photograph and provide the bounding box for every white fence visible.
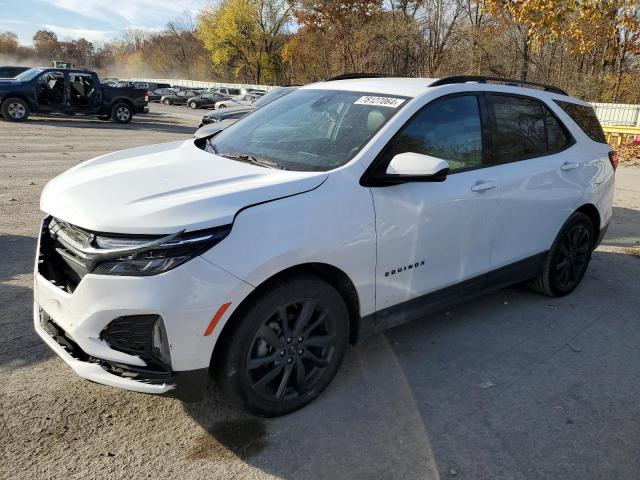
[128,78,276,92]
[591,102,640,126]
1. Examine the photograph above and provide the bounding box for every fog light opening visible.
[152,317,172,368]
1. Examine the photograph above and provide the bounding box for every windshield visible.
[15,68,43,81]
[205,89,407,172]
[253,87,294,108]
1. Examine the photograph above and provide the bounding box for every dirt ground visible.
[1,105,639,480]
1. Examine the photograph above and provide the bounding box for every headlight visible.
[92,225,231,276]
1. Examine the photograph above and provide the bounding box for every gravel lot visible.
[1,105,639,480]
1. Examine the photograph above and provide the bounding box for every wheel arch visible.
[211,262,362,367]
[1,93,33,110]
[575,203,601,234]
[110,97,134,110]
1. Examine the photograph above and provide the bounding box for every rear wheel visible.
[214,275,349,417]
[1,97,30,122]
[529,212,594,297]
[111,103,133,123]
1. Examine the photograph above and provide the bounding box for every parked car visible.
[149,87,178,102]
[186,92,229,109]
[33,75,615,417]
[161,90,200,105]
[193,118,238,139]
[113,81,137,88]
[0,66,30,78]
[133,81,172,91]
[214,93,260,109]
[208,86,242,96]
[199,86,298,127]
[0,68,148,123]
[199,106,253,126]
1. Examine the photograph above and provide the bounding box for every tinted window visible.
[545,110,570,151]
[383,95,483,171]
[554,101,607,143]
[490,95,570,162]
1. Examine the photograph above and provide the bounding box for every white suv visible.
[34,75,616,416]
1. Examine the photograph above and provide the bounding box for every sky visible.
[0,0,208,45]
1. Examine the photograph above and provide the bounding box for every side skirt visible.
[357,251,548,341]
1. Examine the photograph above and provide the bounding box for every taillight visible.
[608,150,619,171]
[144,90,149,102]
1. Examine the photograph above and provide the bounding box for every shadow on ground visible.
[184,247,640,480]
[603,207,640,248]
[0,233,52,369]
[17,114,196,135]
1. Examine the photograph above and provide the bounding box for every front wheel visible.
[1,97,30,122]
[529,212,595,297]
[217,104,226,109]
[163,98,172,105]
[111,103,133,123]
[189,101,198,109]
[214,275,349,417]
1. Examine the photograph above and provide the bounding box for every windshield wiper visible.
[218,152,286,170]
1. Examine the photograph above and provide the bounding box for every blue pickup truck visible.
[0,68,149,123]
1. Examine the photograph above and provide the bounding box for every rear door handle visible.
[471,181,497,192]
[561,161,579,171]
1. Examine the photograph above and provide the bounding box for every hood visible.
[41,140,327,234]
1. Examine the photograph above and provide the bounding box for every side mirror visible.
[384,152,449,183]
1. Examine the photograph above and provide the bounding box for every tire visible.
[111,103,133,124]
[218,104,227,109]
[163,98,172,105]
[189,101,198,109]
[1,97,30,122]
[214,274,349,417]
[528,212,595,297]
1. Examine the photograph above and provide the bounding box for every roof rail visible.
[326,73,397,81]
[429,75,568,96]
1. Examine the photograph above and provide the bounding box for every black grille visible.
[40,310,172,385]
[101,315,159,362]
[38,217,87,293]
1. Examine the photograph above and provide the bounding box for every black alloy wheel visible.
[553,223,592,292]
[214,275,349,417]
[529,212,595,297]
[246,299,337,402]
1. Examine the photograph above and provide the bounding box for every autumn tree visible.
[197,0,292,84]
[33,30,60,60]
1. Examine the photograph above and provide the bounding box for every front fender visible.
[201,169,377,318]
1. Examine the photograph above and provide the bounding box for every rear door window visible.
[489,94,571,162]
[554,101,607,143]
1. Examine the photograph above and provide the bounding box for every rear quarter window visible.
[554,101,607,144]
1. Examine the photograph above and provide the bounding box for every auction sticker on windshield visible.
[354,96,405,108]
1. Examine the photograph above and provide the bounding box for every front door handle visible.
[471,181,497,192]
[561,161,579,171]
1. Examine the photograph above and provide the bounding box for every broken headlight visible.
[92,225,231,276]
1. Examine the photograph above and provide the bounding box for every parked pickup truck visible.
[0,68,149,123]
